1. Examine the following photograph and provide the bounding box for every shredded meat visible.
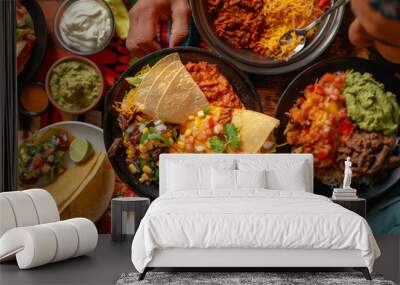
[185,61,243,108]
[218,108,234,125]
[334,130,399,181]
[108,138,122,157]
[118,113,135,131]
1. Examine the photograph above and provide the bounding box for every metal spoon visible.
[280,0,350,58]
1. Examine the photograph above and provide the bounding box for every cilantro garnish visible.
[223,123,240,151]
[210,136,225,153]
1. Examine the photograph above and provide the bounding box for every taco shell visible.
[45,152,106,212]
[155,66,209,124]
[35,128,74,145]
[136,53,180,108]
[232,109,280,153]
[60,158,115,222]
[142,60,182,117]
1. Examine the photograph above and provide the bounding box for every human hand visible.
[126,0,191,58]
[349,0,400,63]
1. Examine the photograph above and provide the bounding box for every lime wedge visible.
[69,138,93,163]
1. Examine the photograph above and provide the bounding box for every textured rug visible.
[116,272,395,285]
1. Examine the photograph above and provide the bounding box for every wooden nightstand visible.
[331,198,366,218]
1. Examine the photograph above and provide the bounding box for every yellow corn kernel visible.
[139,173,149,183]
[128,163,138,174]
[127,148,135,159]
[138,144,147,153]
[177,141,185,149]
[169,138,174,144]
[188,115,195,121]
[142,165,153,174]
[142,127,149,134]
[184,129,192,136]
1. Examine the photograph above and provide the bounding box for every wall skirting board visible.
[374,235,400,284]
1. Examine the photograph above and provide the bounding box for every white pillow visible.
[265,163,307,191]
[211,168,237,190]
[238,159,308,192]
[167,163,212,191]
[236,169,267,189]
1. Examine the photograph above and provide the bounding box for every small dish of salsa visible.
[19,82,49,116]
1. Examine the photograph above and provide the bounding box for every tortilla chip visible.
[61,159,115,222]
[136,53,180,109]
[44,152,105,212]
[232,109,280,153]
[142,60,182,117]
[156,66,209,124]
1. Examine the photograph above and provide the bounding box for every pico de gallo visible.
[18,129,70,186]
[284,72,354,169]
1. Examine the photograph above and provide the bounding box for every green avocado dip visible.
[344,71,400,135]
[49,61,101,111]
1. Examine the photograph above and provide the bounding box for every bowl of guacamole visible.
[344,71,400,136]
[46,56,104,114]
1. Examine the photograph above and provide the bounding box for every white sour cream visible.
[60,0,113,52]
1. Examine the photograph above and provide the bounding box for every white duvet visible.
[131,190,380,273]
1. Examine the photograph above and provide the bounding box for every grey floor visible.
[0,235,134,285]
[0,235,399,285]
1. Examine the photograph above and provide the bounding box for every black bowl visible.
[190,0,344,75]
[18,0,47,86]
[276,57,400,199]
[103,47,261,199]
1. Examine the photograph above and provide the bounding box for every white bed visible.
[131,154,380,280]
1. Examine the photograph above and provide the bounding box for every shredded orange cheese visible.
[260,0,325,60]
[113,88,138,117]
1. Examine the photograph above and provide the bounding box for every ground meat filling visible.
[209,1,266,50]
[185,61,243,109]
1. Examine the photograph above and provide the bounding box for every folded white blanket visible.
[131,190,380,273]
[0,218,98,269]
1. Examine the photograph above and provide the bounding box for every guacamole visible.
[50,61,101,111]
[344,71,400,135]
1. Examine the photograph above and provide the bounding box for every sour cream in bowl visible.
[54,0,114,55]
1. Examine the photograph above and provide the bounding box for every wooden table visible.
[35,1,364,119]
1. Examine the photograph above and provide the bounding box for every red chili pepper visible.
[322,130,333,140]
[319,0,330,8]
[315,85,326,96]
[117,55,130,64]
[117,45,129,55]
[317,151,329,159]
[88,49,117,65]
[115,64,128,73]
[321,72,335,81]
[100,66,117,86]
[337,118,354,135]
[306,84,315,93]
[296,97,305,105]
